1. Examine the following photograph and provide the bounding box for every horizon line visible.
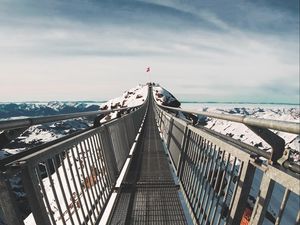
[0,100,299,106]
[180,101,300,105]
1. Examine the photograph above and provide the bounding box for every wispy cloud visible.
[0,0,298,102]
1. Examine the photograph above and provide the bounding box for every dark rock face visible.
[163,99,181,108]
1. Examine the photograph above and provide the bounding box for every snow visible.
[179,103,300,224]
[2,147,26,155]
[0,118,94,161]
[180,103,300,162]
[1,83,299,225]
[0,116,29,121]
[100,84,147,110]
[153,86,300,224]
[98,84,148,122]
[24,214,35,225]
[152,83,179,106]
[24,143,111,225]
[1,86,148,161]
[22,125,62,144]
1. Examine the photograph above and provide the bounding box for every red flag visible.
[146,67,150,72]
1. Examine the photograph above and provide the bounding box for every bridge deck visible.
[109,101,188,225]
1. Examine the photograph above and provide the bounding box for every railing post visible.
[250,175,275,225]
[21,165,52,225]
[120,118,130,151]
[101,126,119,180]
[177,127,191,180]
[177,125,189,177]
[167,118,174,149]
[159,110,163,128]
[228,161,256,225]
[0,172,24,225]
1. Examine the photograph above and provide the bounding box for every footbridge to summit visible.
[0,84,299,225]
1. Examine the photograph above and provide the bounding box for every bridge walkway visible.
[109,98,188,225]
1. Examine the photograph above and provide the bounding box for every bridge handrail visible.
[0,89,150,225]
[159,105,300,134]
[153,102,300,225]
[0,105,141,131]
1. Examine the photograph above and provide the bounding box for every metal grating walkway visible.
[109,99,188,225]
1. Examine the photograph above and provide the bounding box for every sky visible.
[0,0,299,103]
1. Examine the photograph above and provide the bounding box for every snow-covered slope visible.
[151,83,299,162]
[100,84,147,110]
[23,144,110,225]
[153,85,299,225]
[1,83,299,225]
[187,106,300,163]
[0,85,148,160]
[152,83,180,107]
[98,84,148,123]
[1,119,93,159]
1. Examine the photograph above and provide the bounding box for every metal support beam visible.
[250,175,275,225]
[247,125,285,163]
[228,161,256,225]
[178,128,192,181]
[177,125,189,177]
[0,173,24,225]
[102,126,120,181]
[21,166,52,225]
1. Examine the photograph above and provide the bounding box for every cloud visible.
[0,0,298,103]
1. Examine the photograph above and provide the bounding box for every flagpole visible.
[146,67,151,83]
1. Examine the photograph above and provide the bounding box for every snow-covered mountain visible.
[153,84,181,107]
[153,84,299,158]
[98,84,148,123]
[0,101,101,159]
[0,83,299,225]
[0,84,149,160]
[182,105,299,163]
[1,82,298,169]
[1,119,93,158]
[0,101,101,119]
[152,84,300,225]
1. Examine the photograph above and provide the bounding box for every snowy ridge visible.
[100,84,147,110]
[0,84,148,160]
[0,102,102,120]
[99,84,148,123]
[152,84,300,159]
[187,105,300,162]
[1,119,92,159]
[152,83,180,107]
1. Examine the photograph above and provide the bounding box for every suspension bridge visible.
[0,84,299,225]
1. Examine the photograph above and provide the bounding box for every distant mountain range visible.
[0,102,102,119]
[180,101,299,105]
